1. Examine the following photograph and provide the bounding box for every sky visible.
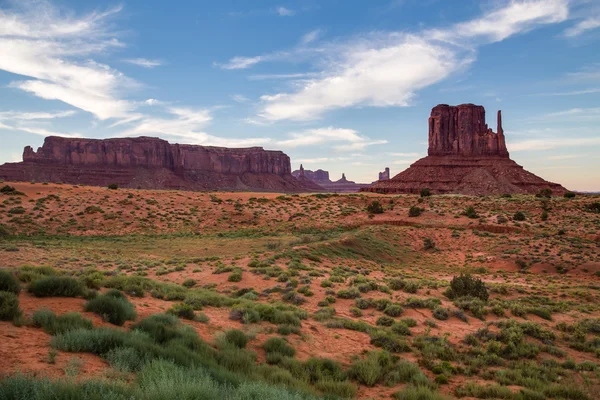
[0,0,599,191]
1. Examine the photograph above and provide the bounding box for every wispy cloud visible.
[276,6,295,17]
[248,72,319,80]
[301,29,323,45]
[251,0,569,121]
[217,56,264,70]
[564,16,600,37]
[509,137,600,151]
[0,110,75,121]
[529,88,600,96]
[231,94,250,103]
[119,108,270,148]
[0,1,137,120]
[276,127,387,151]
[387,152,421,157]
[123,58,162,68]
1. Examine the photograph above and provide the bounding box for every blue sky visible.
[0,0,599,190]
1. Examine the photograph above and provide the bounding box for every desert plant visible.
[408,206,423,217]
[367,201,384,214]
[420,188,431,197]
[513,211,526,221]
[0,291,20,321]
[444,274,488,301]
[223,329,248,349]
[464,206,479,219]
[84,292,136,325]
[263,337,295,357]
[29,276,85,298]
[432,307,449,320]
[564,191,576,199]
[167,303,195,320]
[423,238,436,250]
[107,183,119,190]
[0,270,21,294]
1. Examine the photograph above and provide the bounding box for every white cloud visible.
[0,110,75,121]
[387,152,421,157]
[509,137,600,151]
[539,107,600,122]
[123,58,162,68]
[144,98,165,106]
[231,94,250,103]
[276,7,295,17]
[218,56,264,70]
[564,16,600,37]
[252,0,569,121]
[248,72,319,80]
[529,88,600,96]
[0,123,81,138]
[0,1,136,120]
[301,29,322,45]
[119,108,270,148]
[547,154,584,160]
[276,127,387,151]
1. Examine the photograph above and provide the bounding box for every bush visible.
[32,309,93,334]
[0,270,21,294]
[349,353,382,387]
[223,329,248,348]
[423,238,435,250]
[0,291,20,321]
[538,188,553,198]
[167,303,195,320]
[263,337,295,357]
[464,206,479,219]
[29,276,85,297]
[513,211,526,221]
[370,331,410,353]
[444,274,488,301]
[384,303,404,317]
[182,279,196,288]
[228,269,243,282]
[84,292,136,326]
[564,191,576,199]
[585,202,600,214]
[376,316,395,326]
[0,224,10,237]
[432,307,449,320]
[420,188,431,197]
[367,201,384,214]
[408,206,423,217]
[107,184,119,190]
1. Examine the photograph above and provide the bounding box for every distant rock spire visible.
[298,164,305,178]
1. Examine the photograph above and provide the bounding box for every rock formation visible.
[0,136,321,192]
[292,167,369,193]
[292,166,331,185]
[378,168,390,181]
[365,104,567,195]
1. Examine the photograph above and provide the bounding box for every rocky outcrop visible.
[365,104,567,195]
[292,166,331,184]
[0,136,320,192]
[378,168,390,181]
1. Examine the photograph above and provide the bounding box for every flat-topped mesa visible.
[428,104,509,158]
[23,136,291,175]
[2,136,323,192]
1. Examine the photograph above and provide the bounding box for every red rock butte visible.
[0,136,321,192]
[365,104,567,195]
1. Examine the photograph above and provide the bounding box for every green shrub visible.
[367,201,384,214]
[513,211,526,221]
[0,270,21,294]
[349,353,382,387]
[370,331,410,353]
[384,303,404,317]
[29,276,85,297]
[423,238,435,250]
[408,206,423,217]
[337,288,360,299]
[0,291,20,321]
[464,206,479,219]
[420,188,431,197]
[444,274,488,301]
[107,184,119,190]
[84,292,136,326]
[228,269,243,282]
[393,385,446,400]
[538,188,553,198]
[32,309,93,334]
[224,329,248,349]
[182,278,196,288]
[564,191,576,198]
[263,337,295,357]
[376,316,395,326]
[105,347,146,372]
[167,303,195,320]
[432,307,449,320]
[392,322,412,336]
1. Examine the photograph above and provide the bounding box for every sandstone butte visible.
[292,165,369,193]
[365,104,568,195]
[0,136,322,192]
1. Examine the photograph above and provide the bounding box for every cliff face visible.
[428,104,508,157]
[365,104,566,195]
[22,136,291,175]
[2,136,314,192]
[292,167,331,184]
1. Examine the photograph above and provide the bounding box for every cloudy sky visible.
[0,0,599,190]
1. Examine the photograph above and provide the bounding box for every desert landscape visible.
[1,179,599,399]
[1,1,599,399]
